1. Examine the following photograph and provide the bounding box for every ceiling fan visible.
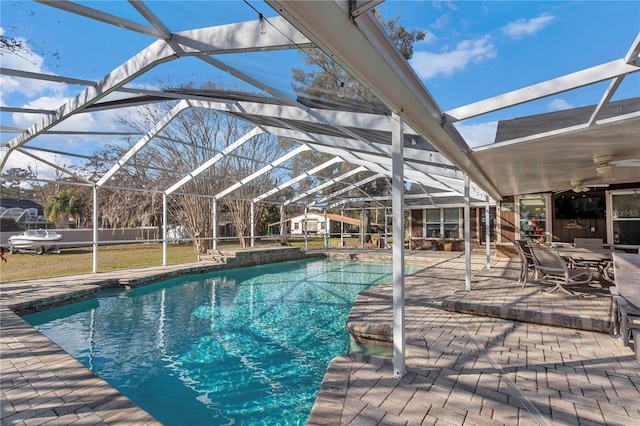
[593,155,640,175]
[554,180,609,194]
[571,181,591,193]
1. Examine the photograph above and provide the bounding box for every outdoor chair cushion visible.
[529,245,592,295]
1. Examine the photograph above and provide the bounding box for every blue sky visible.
[1,1,639,174]
[385,1,640,141]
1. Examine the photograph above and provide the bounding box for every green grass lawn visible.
[0,243,199,282]
[0,237,368,282]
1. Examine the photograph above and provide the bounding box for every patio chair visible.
[513,240,536,287]
[610,253,640,359]
[529,245,593,295]
[570,237,613,279]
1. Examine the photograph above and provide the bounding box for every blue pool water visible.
[25,259,421,425]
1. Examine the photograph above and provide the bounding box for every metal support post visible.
[162,193,167,266]
[384,208,388,249]
[464,175,471,290]
[304,206,308,250]
[280,204,285,244]
[92,186,98,273]
[212,198,217,251]
[341,208,344,248]
[250,201,255,248]
[391,112,405,379]
[324,209,328,249]
[486,195,491,269]
[360,207,365,248]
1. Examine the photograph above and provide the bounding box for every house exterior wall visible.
[410,209,423,238]
[469,208,479,241]
[290,214,327,236]
[498,196,517,244]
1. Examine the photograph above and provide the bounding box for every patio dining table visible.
[556,247,616,282]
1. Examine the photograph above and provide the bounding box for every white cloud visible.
[0,28,67,98]
[12,96,94,132]
[9,95,133,155]
[501,15,554,39]
[455,121,499,148]
[409,35,496,80]
[2,149,69,182]
[547,98,574,111]
[2,24,135,154]
[431,14,451,30]
[432,1,458,12]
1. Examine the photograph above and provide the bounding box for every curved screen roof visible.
[1,1,639,206]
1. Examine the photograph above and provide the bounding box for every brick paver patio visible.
[309,254,639,425]
[2,250,638,425]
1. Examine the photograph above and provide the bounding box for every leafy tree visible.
[44,188,90,228]
[87,147,164,232]
[0,168,37,200]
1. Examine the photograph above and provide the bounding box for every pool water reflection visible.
[25,259,421,425]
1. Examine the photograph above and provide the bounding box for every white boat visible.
[8,230,62,254]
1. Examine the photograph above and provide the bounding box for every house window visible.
[425,209,440,238]
[481,208,495,242]
[424,208,460,238]
[517,195,550,242]
[443,208,459,238]
[608,190,640,247]
[294,222,300,231]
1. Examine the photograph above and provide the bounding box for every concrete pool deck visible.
[1,248,638,425]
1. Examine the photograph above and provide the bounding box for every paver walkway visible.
[308,254,640,425]
[2,251,638,425]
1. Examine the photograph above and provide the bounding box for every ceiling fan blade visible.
[554,187,572,194]
[612,159,640,167]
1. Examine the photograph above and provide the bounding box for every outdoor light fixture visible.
[337,82,346,98]
[258,13,266,35]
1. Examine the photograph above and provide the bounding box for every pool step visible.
[198,250,232,263]
[199,246,312,267]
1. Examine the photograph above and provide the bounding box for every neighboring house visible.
[269,213,360,236]
[0,198,51,230]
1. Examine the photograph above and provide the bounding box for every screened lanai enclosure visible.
[2,1,639,377]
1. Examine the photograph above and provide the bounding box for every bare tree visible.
[94,84,284,253]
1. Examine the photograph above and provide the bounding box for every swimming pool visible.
[25,258,422,425]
